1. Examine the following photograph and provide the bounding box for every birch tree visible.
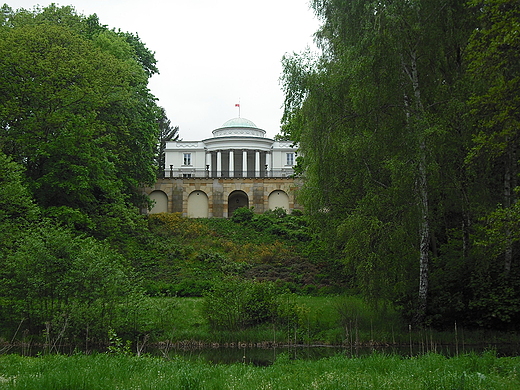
[282,0,473,324]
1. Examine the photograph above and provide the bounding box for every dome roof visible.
[221,117,257,128]
[212,117,266,138]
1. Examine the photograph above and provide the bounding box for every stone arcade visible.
[143,117,301,217]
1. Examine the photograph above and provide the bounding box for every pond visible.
[152,342,520,366]
[5,341,519,365]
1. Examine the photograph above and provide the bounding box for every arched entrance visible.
[268,190,290,212]
[228,190,249,217]
[187,190,209,218]
[149,190,168,213]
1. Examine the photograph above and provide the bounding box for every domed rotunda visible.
[164,117,296,179]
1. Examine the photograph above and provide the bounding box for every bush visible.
[202,279,279,331]
[0,222,141,343]
[231,207,254,223]
[268,207,287,218]
[175,279,212,297]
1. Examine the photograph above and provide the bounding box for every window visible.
[183,153,191,166]
[286,152,294,166]
[182,173,192,178]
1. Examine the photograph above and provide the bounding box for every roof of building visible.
[212,117,266,138]
[221,117,257,128]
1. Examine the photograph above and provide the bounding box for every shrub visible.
[250,213,275,231]
[175,279,212,297]
[148,213,209,238]
[291,208,304,216]
[0,222,140,343]
[231,207,254,223]
[269,207,287,218]
[202,279,279,331]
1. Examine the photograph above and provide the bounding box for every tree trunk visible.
[404,48,431,326]
[415,140,430,326]
[503,140,517,276]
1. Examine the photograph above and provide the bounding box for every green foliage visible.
[107,329,132,355]
[465,0,520,272]
[335,295,404,342]
[2,0,520,340]
[0,152,40,248]
[203,279,295,331]
[281,0,520,329]
[231,206,255,223]
[0,222,140,342]
[0,4,161,238]
[148,212,210,238]
[157,107,179,178]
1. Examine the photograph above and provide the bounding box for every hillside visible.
[136,209,346,298]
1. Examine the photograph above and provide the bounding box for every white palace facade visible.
[143,117,301,218]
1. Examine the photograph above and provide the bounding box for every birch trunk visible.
[416,139,430,325]
[404,49,430,326]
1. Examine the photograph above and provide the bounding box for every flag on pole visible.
[235,103,240,107]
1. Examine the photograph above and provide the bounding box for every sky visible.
[10,0,320,140]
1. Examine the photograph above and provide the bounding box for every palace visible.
[143,117,301,217]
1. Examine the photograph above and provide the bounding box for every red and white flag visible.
[235,103,240,107]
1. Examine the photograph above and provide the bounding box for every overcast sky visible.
[10,0,320,140]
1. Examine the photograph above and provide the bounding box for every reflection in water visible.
[6,343,519,364]
[156,343,520,366]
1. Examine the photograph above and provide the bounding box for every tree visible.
[0,5,166,340]
[0,152,39,250]
[0,222,140,341]
[455,0,520,329]
[0,5,161,237]
[466,0,520,275]
[157,107,179,177]
[282,0,474,324]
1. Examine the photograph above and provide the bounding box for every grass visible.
[0,351,518,389]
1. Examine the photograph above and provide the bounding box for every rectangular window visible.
[286,153,294,166]
[183,153,191,166]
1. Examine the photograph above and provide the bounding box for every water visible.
[154,343,520,366]
[5,342,519,365]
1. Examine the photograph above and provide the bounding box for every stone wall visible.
[143,177,302,217]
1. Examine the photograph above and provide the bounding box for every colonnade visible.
[207,150,269,178]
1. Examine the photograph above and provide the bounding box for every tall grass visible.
[0,351,518,389]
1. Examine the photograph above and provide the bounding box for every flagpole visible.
[235,99,241,117]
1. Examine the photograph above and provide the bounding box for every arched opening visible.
[149,190,168,214]
[187,190,209,218]
[268,190,290,212]
[228,190,249,217]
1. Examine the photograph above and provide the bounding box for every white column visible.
[242,150,247,177]
[255,150,260,177]
[217,150,222,177]
[229,150,234,177]
[206,152,211,177]
[266,152,271,177]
